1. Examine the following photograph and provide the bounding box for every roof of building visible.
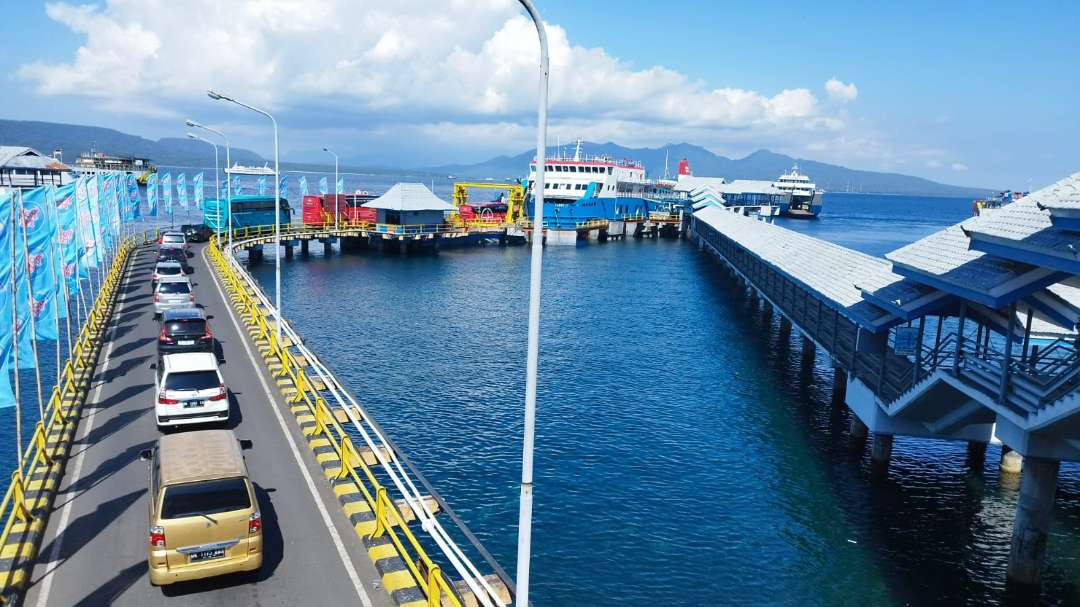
[1033,172,1080,212]
[678,177,781,196]
[694,205,899,329]
[362,183,455,212]
[0,146,69,171]
[158,429,247,486]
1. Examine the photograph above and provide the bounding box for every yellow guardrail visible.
[207,236,465,607]
[0,230,145,602]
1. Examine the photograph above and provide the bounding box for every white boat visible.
[772,164,823,218]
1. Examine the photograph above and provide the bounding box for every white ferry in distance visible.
[772,164,823,218]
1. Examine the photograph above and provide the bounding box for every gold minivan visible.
[140,429,262,586]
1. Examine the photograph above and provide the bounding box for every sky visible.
[1,0,1077,188]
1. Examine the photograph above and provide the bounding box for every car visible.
[159,230,189,251]
[158,308,214,354]
[139,429,261,586]
[151,260,184,287]
[181,224,213,243]
[153,277,194,318]
[151,352,229,427]
[156,248,191,270]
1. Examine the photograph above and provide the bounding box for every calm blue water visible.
[246,192,1080,606]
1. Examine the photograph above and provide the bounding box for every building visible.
[0,146,72,187]
[362,183,455,226]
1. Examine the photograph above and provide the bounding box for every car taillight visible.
[150,525,166,547]
[158,391,179,405]
[208,385,227,401]
[188,294,195,302]
[201,327,214,341]
[153,293,160,303]
[248,512,261,534]
[158,328,172,343]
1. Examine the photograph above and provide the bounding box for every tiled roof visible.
[362,183,454,212]
[1033,172,1080,211]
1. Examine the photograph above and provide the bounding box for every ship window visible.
[607,167,613,174]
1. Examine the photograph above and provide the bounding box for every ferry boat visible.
[72,149,156,183]
[772,164,823,218]
[523,140,675,228]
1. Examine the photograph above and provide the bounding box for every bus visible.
[202,195,292,233]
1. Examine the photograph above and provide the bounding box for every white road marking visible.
[34,252,137,607]
[202,246,374,607]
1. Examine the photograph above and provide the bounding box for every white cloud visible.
[18,0,852,161]
[952,162,969,171]
[824,78,858,104]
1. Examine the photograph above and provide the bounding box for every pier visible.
[689,172,1079,586]
[0,227,513,605]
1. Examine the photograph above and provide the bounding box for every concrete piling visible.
[849,415,868,441]
[966,441,988,469]
[301,239,310,255]
[1007,457,1060,586]
[1001,446,1024,475]
[831,367,848,406]
[871,433,894,476]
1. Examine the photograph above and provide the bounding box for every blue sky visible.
[1,0,1077,188]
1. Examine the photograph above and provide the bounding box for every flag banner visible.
[336,177,344,195]
[279,175,288,198]
[10,194,36,368]
[126,174,141,220]
[299,175,308,196]
[220,177,228,198]
[257,176,267,196]
[93,175,113,257]
[53,183,81,294]
[146,173,158,215]
[76,176,101,271]
[21,187,63,339]
[318,177,328,195]
[193,172,205,209]
[234,178,244,196]
[162,173,173,216]
[177,173,188,209]
[104,174,121,241]
[0,189,14,406]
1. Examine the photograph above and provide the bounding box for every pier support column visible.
[1007,457,1060,586]
[801,336,816,367]
[778,316,792,338]
[284,243,293,258]
[871,433,894,476]
[301,239,310,255]
[322,238,334,256]
[966,441,988,469]
[1001,445,1024,475]
[831,367,848,406]
[849,414,868,441]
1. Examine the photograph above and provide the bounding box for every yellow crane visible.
[451,182,525,224]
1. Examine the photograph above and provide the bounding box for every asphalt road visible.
[22,243,393,607]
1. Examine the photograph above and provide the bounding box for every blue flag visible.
[0,189,14,406]
[76,176,102,271]
[21,187,63,340]
[53,183,81,294]
[177,173,188,209]
[318,177,328,195]
[220,177,228,198]
[257,176,267,196]
[279,175,288,198]
[336,177,344,195]
[146,173,158,215]
[162,173,173,216]
[234,178,243,196]
[193,172,204,209]
[126,174,141,220]
[299,175,308,196]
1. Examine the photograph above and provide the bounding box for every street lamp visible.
[207,89,283,341]
[323,147,339,228]
[514,2,548,607]
[186,132,219,232]
[187,119,233,249]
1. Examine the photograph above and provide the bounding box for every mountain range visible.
[0,120,990,197]
[0,119,265,169]
[433,142,992,197]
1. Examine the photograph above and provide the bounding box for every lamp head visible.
[185,119,198,127]
[323,147,328,152]
[186,133,197,140]
[207,89,225,101]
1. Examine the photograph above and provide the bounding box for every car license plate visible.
[178,340,195,346]
[183,401,204,409]
[189,548,226,562]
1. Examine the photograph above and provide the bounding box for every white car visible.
[152,352,229,428]
[159,231,189,251]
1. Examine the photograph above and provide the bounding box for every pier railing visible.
[208,228,512,607]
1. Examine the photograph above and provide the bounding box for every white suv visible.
[152,352,229,428]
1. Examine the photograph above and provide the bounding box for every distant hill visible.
[432,142,993,198]
[0,119,265,168]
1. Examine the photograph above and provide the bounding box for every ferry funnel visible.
[678,158,691,176]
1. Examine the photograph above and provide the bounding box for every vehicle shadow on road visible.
[70,560,146,607]
[37,489,145,564]
[111,336,156,359]
[55,440,155,510]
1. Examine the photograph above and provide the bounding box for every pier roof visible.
[1034,172,1080,212]
[363,183,455,212]
[0,146,69,171]
[694,205,900,329]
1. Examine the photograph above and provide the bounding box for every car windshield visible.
[165,320,206,336]
[161,478,251,519]
[162,235,185,244]
[164,370,219,391]
[156,265,181,275]
[158,282,190,295]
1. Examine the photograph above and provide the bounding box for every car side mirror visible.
[239,439,253,450]
[139,449,152,462]
[148,363,157,370]
[206,315,214,320]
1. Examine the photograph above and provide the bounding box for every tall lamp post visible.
[323,147,339,228]
[514,1,548,606]
[186,120,232,249]
[207,89,282,340]
[186,132,219,232]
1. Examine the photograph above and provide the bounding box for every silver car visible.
[151,260,184,287]
[153,277,194,318]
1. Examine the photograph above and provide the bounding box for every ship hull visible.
[778,193,823,219]
[526,194,659,228]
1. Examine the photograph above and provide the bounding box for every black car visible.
[157,308,214,354]
[181,223,213,243]
[156,247,191,270]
